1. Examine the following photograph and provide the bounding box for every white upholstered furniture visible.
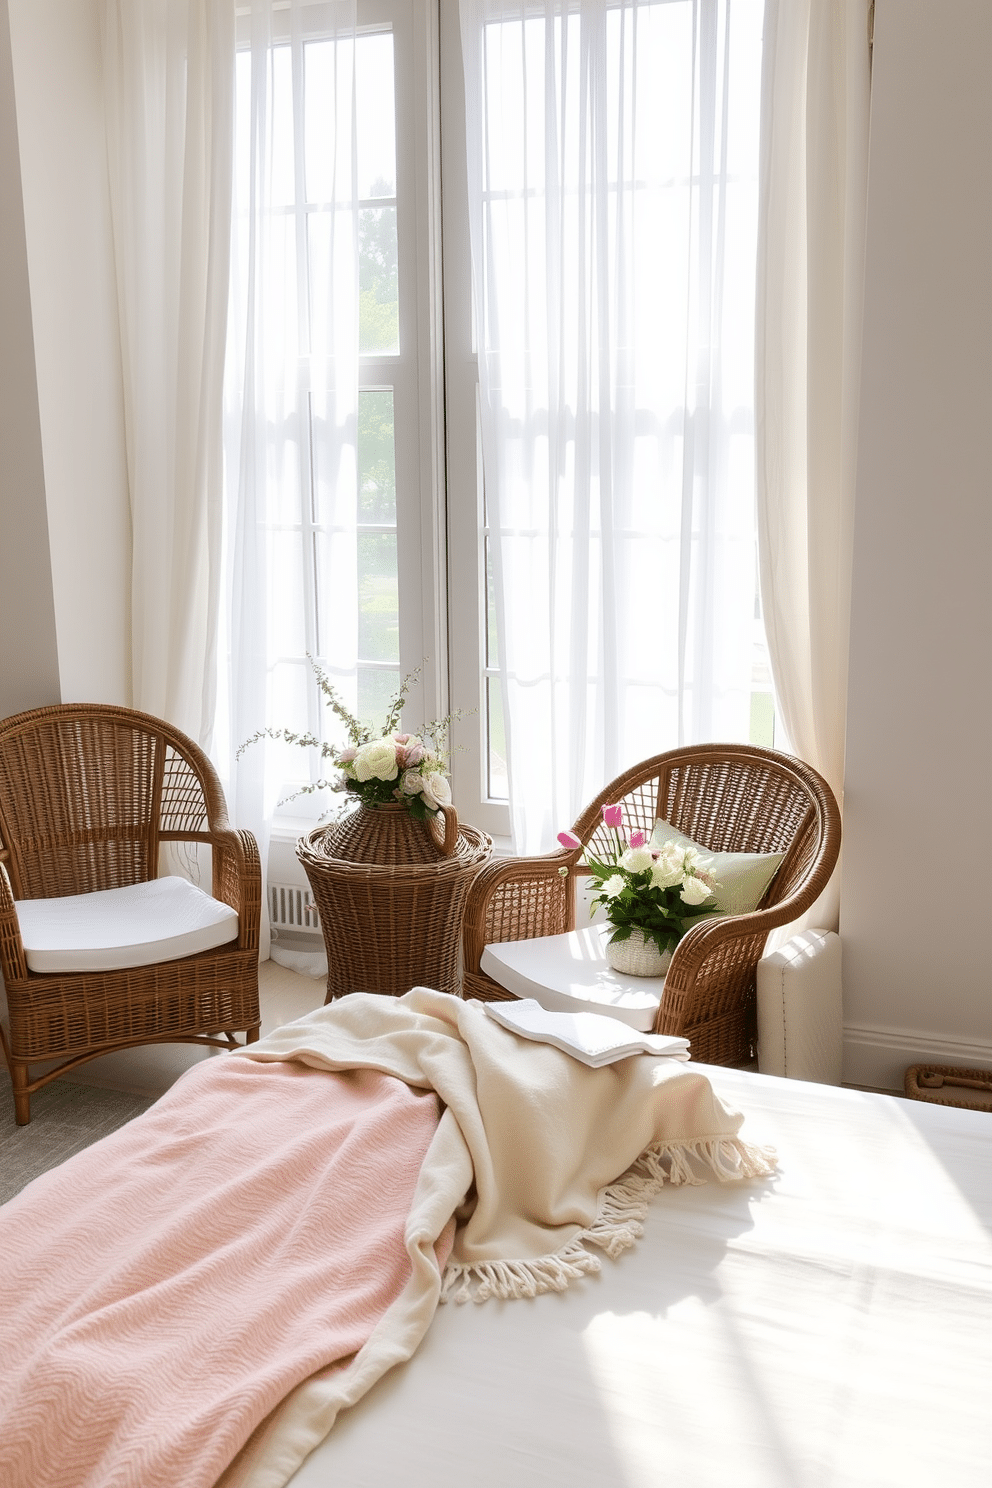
[290,1066,992,1488]
[757,927,843,1083]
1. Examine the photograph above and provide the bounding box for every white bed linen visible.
[290,1069,992,1488]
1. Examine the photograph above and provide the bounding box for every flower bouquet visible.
[239,658,461,822]
[559,803,720,974]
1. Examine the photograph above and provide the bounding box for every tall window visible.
[452,0,768,849]
[221,0,769,846]
[220,0,444,823]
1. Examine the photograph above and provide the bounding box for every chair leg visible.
[11,1063,31,1126]
[245,1024,260,1045]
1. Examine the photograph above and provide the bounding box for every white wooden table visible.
[479,925,665,1032]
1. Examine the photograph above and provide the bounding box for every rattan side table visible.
[298,803,492,1001]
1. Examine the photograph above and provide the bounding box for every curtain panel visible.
[102,0,234,745]
[459,0,766,854]
[755,0,870,929]
[217,0,361,886]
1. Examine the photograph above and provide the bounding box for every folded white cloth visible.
[483,998,690,1066]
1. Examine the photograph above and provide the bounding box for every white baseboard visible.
[843,1023,992,1093]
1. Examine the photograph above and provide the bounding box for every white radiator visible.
[268,882,322,934]
[757,928,843,1085]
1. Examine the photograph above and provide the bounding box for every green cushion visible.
[649,819,785,917]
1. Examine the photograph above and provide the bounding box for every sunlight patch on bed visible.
[758,1087,992,1270]
[581,1304,803,1488]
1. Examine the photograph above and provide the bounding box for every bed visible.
[2,995,990,1488]
[293,1069,992,1488]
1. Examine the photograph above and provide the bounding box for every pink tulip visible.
[629,829,646,849]
[557,830,582,850]
[602,803,623,829]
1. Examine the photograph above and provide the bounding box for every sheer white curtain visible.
[102,0,234,744]
[459,0,766,853]
[217,0,361,870]
[755,0,870,928]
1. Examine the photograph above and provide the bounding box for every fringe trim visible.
[440,1136,776,1305]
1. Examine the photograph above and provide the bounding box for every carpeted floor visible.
[0,1079,154,1205]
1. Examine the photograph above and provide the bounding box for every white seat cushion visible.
[15,877,240,974]
[481,926,664,1032]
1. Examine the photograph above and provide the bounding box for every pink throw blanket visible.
[0,1056,449,1488]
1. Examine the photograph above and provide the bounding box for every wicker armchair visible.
[462,744,841,1066]
[0,704,261,1124]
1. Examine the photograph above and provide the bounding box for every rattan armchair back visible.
[462,744,841,1066]
[0,704,261,1124]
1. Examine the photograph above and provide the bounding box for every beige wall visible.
[6,0,129,705]
[841,0,992,1086]
[0,0,60,717]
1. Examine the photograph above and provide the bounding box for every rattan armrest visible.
[0,860,27,981]
[462,849,580,978]
[667,890,812,973]
[657,887,825,1047]
[211,828,262,952]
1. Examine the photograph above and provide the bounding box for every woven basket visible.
[904,1064,992,1110]
[298,803,492,1000]
[604,928,674,978]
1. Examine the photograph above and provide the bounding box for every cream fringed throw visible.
[224,986,775,1488]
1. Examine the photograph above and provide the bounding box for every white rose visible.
[680,874,713,906]
[682,845,715,876]
[650,842,684,889]
[431,773,453,807]
[399,769,424,795]
[601,873,626,900]
[651,857,684,886]
[352,739,399,782]
[620,847,654,874]
[421,770,452,810]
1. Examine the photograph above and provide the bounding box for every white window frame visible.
[237,0,450,841]
[440,0,512,839]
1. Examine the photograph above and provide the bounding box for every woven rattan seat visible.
[0,704,261,1124]
[462,744,841,1067]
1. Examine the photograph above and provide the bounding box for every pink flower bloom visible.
[337,746,358,764]
[629,829,646,849]
[396,742,425,769]
[602,803,623,829]
[557,830,582,850]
